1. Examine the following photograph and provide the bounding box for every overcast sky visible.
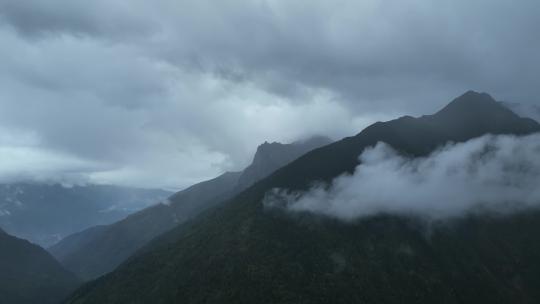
[0,0,539,190]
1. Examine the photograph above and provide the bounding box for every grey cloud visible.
[3,0,539,111]
[264,134,540,221]
[0,28,364,189]
[148,0,540,113]
[0,1,158,39]
[0,0,539,189]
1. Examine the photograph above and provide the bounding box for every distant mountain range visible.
[0,183,171,247]
[65,91,540,304]
[0,228,80,304]
[49,136,331,280]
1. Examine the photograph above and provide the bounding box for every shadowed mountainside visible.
[66,91,540,304]
[0,229,80,304]
[50,136,331,280]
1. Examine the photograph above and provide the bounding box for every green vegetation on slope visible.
[51,137,330,280]
[67,91,540,304]
[0,229,80,304]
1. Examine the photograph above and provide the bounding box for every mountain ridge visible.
[0,228,80,304]
[66,91,540,304]
[50,136,331,280]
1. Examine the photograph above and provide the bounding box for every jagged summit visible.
[50,136,330,280]
[65,92,540,304]
[453,90,494,102]
[236,136,332,190]
[430,90,539,140]
[254,136,331,157]
[356,91,540,157]
[436,90,507,116]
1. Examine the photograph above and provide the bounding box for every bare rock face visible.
[235,136,332,191]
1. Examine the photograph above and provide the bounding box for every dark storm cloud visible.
[0,1,157,39]
[139,0,540,113]
[0,0,538,189]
